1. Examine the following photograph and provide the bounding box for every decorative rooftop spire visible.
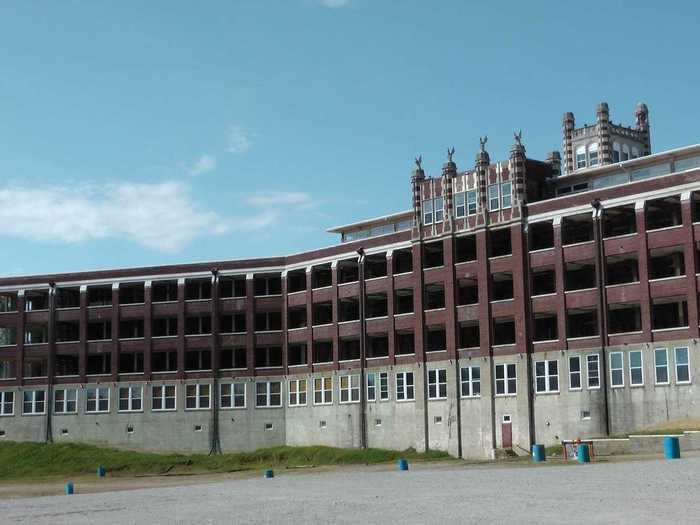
[475,136,490,165]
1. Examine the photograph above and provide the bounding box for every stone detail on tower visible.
[596,102,612,165]
[509,131,526,219]
[475,136,490,228]
[411,156,425,239]
[441,147,457,232]
[562,112,575,175]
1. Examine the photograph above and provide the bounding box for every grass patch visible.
[0,442,449,481]
[545,444,563,457]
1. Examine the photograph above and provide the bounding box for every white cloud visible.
[245,191,312,207]
[318,0,351,7]
[0,181,229,253]
[188,154,217,176]
[226,125,252,154]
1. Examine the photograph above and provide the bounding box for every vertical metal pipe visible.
[357,249,367,449]
[46,282,56,444]
[209,269,222,455]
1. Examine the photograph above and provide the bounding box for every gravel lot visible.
[2,456,699,524]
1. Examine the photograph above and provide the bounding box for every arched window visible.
[612,142,621,163]
[576,146,586,169]
[588,143,599,167]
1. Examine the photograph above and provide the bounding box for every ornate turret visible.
[411,156,425,235]
[562,112,576,174]
[596,102,612,165]
[475,137,490,225]
[635,102,651,156]
[441,148,457,230]
[509,130,526,207]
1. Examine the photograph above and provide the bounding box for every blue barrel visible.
[664,436,681,459]
[64,482,74,495]
[97,465,106,478]
[398,458,409,471]
[264,469,274,479]
[532,444,546,462]
[577,443,590,464]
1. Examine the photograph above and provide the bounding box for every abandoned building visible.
[1,102,699,458]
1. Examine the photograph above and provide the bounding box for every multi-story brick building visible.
[1,102,699,458]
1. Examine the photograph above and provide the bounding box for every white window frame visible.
[423,199,433,225]
[460,366,481,398]
[488,184,500,211]
[609,352,624,388]
[568,356,582,391]
[256,381,282,407]
[433,197,444,223]
[396,371,414,401]
[454,192,466,218]
[220,382,246,409]
[654,348,669,385]
[495,363,517,396]
[54,388,78,414]
[151,384,177,411]
[674,347,691,384]
[576,146,587,169]
[588,143,599,166]
[500,181,512,209]
[467,190,477,215]
[534,360,559,394]
[86,386,110,414]
[23,389,46,415]
[313,376,333,405]
[118,385,143,412]
[288,379,307,407]
[366,372,376,402]
[629,350,644,386]
[339,374,360,404]
[379,372,389,401]
[0,390,14,416]
[427,368,447,400]
[587,354,600,389]
[185,383,211,410]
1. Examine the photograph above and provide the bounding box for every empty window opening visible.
[649,247,685,279]
[219,277,246,298]
[339,297,359,322]
[185,315,211,335]
[0,292,18,312]
[491,272,514,301]
[529,222,554,251]
[185,349,212,371]
[646,195,682,231]
[55,354,79,376]
[220,313,246,334]
[456,235,477,262]
[288,343,307,366]
[194,425,203,432]
[287,269,307,293]
[288,306,307,329]
[185,279,211,300]
[692,192,700,223]
[56,321,80,343]
[603,205,636,237]
[424,242,444,268]
[567,309,598,338]
[337,260,359,284]
[339,338,360,361]
[608,303,642,334]
[562,213,594,245]
[426,326,446,352]
[119,352,144,374]
[368,334,389,358]
[365,253,387,279]
[606,254,639,285]
[127,425,135,434]
[395,331,414,355]
[565,260,596,291]
[424,283,445,310]
[152,280,178,302]
[153,317,178,337]
[220,347,246,369]
[119,283,145,304]
[313,341,333,363]
[56,287,80,309]
[0,326,16,346]
[254,275,282,296]
[87,286,112,307]
[492,318,515,345]
[255,311,282,331]
[319,420,327,429]
[312,302,333,325]
[312,264,333,289]
[255,346,282,368]
[152,350,177,372]
[366,293,388,318]
[24,290,49,311]
[394,288,414,314]
[489,228,512,257]
[87,353,111,375]
[393,249,413,274]
[651,297,688,330]
[23,358,47,378]
[531,267,556,295]
[533,314,558,341]
[458,322,480,348]
[265,423,274,431]
[457,278,478,305]
[24,324,48,344]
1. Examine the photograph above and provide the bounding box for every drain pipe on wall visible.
[357,248,368,449]
[45,281,56,444]
[209,268,222,455]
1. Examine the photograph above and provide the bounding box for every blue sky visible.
[1,0,698,276]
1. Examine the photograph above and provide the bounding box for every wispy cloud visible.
[0,182,229,253]
[226,125,252,154]
[188,154,217,176]
[245,191,312,207]
[318,0,351,7]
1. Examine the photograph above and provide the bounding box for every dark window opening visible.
[366,293,388,318]
[56,288,80,309]
[340,338,360,361]
[533,314,558,341]
[23,358,47,378]
[649,247,685,279]
[365,254,387,279]
[608,304,642,334]
[185,349,211,370]
[692,192,700,223]
[119,320,144,339]
[424,242,444,268]
[456,235,477,262]
[87,321,111,341]
[368,334,389,358]
[24,324,48,344]
[119,283,145,304]
[565,261,596,291]
[254,275,282,296]
[312,264,332,289]
[56,321,80,342]
[287,269,307,293]
[567,309,598,338]
[646,196,682,231]
[531,267,556,295]
[562,214,593,245]
[220,313,246,333]
[255,346,282,368]
[339,297,359,322]
[489,228,512,257]
[119,352,144,374]
[393,249,413,274]
[394,288,414,314]
[185,315,211,335]
[220,348,246,369]
[288,343,307,366]
[424,283,445,310]
[0,292,18,312]
[312,302,333,325]
[426,326,446,352]
[220,277,246,298]
[255,311,281,331]
[395,331,415,355]
[152,350,177,372]
[606,255,639,285]
[152,280,178,302]
[185,279,211,300]
[337,261,358,284]
[313,341,333,363]
[86,353,111,375]
[55,354,79,376]
[288,307,307,329]
[153,317,178,337]
[458,322,480,348]
[457,278,478,305]
[491,272,514,301]
[603,205,636,238]
[492,318,515,345]
[88,286,112,307]
[25,290,49,311]
[530,221,554,251]
[651,298,688,330]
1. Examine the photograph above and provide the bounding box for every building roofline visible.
[326,209,413,233]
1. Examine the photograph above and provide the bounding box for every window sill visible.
[646,224,683,233]
[395,353,415,357]
[603,232,638,241]
[311,324,333,328]
[533,339,559,344]
[648,275,686,283]
[564,287,597,294]
[24,309,49,313]
[424,308,445,313]
[220,406,247,411]
[561,240,594,249]
[337,281,358,287]
[120,337,145,341]
[492,343,516,348]
[287,290,307,295]
[609,330,644,336]
[287,327,307,331]
[254,294,283,299]
[311,286,333,292]
[254,330,283,334]
[488,254,512,261]
[87,339,112,343]
[117,410,144,414]
[152,335,177,339]
[56,306,80,311]
[490,299,514,304]
[606,281,640,288]
[120,303,145,307]
[535,391,560,395]
[367,356,389,360]
[152,300,178,305]
[651,327,689,333]
[255,405,283,409]
[152,408,178,412]
[366,316,389,321]
[365,276,388,282]
[185,333,211,337]
[185,298,212,303]
[531,292,556,298]
[423,265,444,271]
[288,364,308,368]
[393,271,414,277]
[394,312,414,317]
[566,336,599,341]
[529,247,555,255]
[88,304,113,308]
[426,349,446,354]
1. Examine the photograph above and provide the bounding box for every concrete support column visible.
[16,291,25,386]
[635,203,653,339]
[281,270,289,376]
[386,251,396,364]
[553,218,568,348]
[681,193,699,336]
[475,229,495,453]
[411,242,427,452]
[176,278,186,378]
[331,261,340,367]
[305,268,313,371]
[245,274,255,376]
[78,285,87,382]
[110,283,119,381]
[143,281,152,380]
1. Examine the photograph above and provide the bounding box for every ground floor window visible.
[587,354,600,389]
[535,360,559,393]
[340,375,360,403]
[186,384,210,410]
[366,373,376,401]
[674,347,690,384]
[396,371,414,401]
[256,381,282,407]
[152,384,176,411]
[495,363,516,395]
[313,377,333,405]
[654,348,669,385]
[288,379,307,407]
[0,391,14,415]
[569,356,581,390]
[220,382,246,409]
[86,387,110,413]
[609,352,624,388]
[379,372,389,400]
[428,369,447,399]
[54,388,78,414]
[119,386,143,412]
[460,366,480,398]
[23,390,46,415]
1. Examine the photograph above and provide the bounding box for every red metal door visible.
[501,419,512,449]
